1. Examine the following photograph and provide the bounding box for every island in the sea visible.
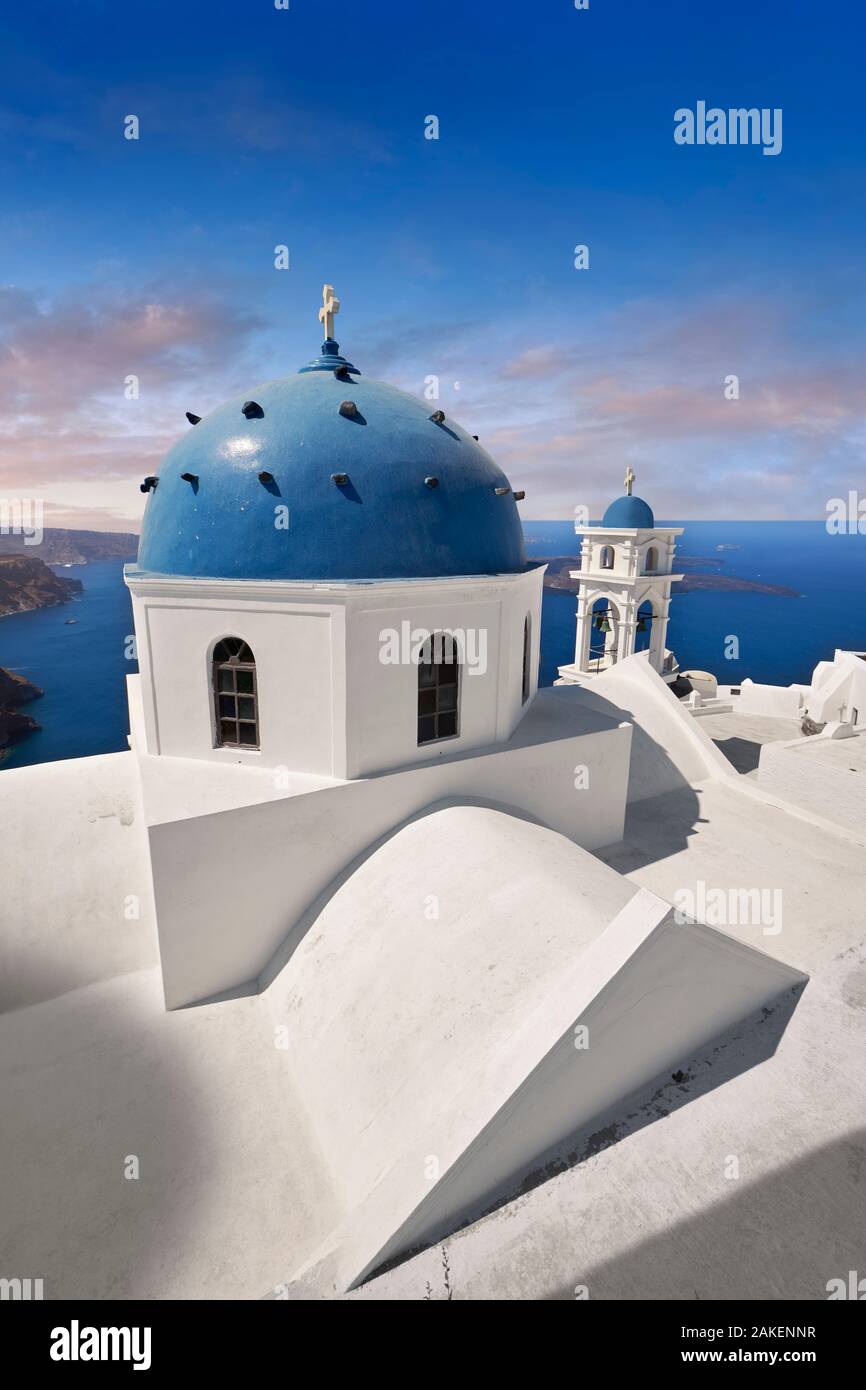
[0,665,43,751]
[539,555,800,598]
[0,554,84,617]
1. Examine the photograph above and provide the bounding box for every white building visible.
[557,468,683,685]
[1,290,865,1301]
[728,646,866,727]
[680,648,866,837]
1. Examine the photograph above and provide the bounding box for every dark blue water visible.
[0,562,137,769]
[529,520,866,689]
[1,525,864,769]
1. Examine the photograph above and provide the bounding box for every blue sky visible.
[0,0,863,527]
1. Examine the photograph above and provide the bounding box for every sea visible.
[0,560,138,770]
[1,521,865,770]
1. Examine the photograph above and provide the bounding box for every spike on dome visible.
[135,284,526,583]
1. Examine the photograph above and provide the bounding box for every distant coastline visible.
[540,554,801,598]
[0,527,138,566]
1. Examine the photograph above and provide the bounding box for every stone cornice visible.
[123,564,542,604]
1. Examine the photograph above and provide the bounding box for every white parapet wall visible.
[734,678,805,719]
[143,686,633,1008]
[720,651,866,727]
[0,752,157,1013]
[553,651,735,800]
[758,728,866,835]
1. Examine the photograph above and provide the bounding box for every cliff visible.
[0,554,84,617]
[0,528,138,564]
[0,666,43,705]
[0,664,43,750]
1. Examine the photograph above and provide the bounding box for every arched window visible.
[522,614,532,703]
[418,632,459,744]
[635,600,654,654]
[588,597,619,673]
[213,638,259,748]
[600,545,614,569]
[645,546,658,573]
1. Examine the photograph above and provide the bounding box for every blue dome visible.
[601,494,655,529]
[136,344,527,582]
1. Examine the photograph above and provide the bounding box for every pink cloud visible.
[0,284,265,502]
[499,347,564,380]
[1,278,863,526]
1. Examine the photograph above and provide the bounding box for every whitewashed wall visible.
[0,754,156,1011]
[344,568,542,777]
[146,696,632,1009]
[759,732,866,834]
[126,566,544,781]
[804,651,866,726]
[733,678,804,718]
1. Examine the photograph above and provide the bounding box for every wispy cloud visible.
[1,278,863,528]
[418,289,866,520]
[499,346,564,381]
[0,280,266,526]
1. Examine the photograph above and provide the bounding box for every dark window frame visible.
[212,637,260,750]
[522,614,532,703]
[417,632,460,745]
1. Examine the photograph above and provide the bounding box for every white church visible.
[1,288,865,1301]
[556,466,683,685]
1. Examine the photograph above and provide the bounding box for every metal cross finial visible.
[318,284,340,341]
[624,465,635,496]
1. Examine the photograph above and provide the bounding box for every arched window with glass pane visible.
[212,638,259,749]
[417,632,460,744]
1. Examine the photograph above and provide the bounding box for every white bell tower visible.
[557,470,683,685]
